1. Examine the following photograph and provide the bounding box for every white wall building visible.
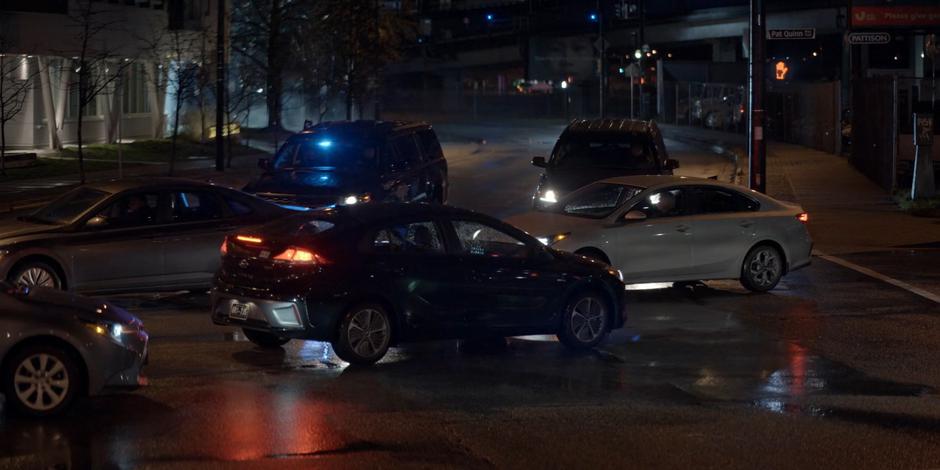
[0,0,221,150]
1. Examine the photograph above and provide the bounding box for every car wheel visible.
[741,245,784,292]
[11,262,62,290]
[2,343,81,417]
[557,292,609,350]
[332,303,391,365]
[242,328,290,348]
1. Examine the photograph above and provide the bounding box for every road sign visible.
[847,32,891,45]
[767,28,815,40]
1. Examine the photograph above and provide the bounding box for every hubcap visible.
[14,353,70,411]
[16,267,57,288]
[346,309,390,359]
[570,297,606,343]
[748,248,781,287]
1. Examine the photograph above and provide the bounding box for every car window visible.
[698,187,759,213]
[452,220,529,259]
[31,187,110,224]
[417,129,443,162]
[95,192,161,228]
[170,191,225,222]
[631,188,698,218]
[391,135,421,169]
[224,196,254,216]
[372,221,445,254]
[272,139,377,170]
[550,134,658,171]
[563,183,643,218]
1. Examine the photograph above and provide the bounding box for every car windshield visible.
[27,187,111,224]
[550,134,659,171]
[272,138,378,171]
[561,183,644,219]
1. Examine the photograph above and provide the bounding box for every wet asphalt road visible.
[2,122,940,469]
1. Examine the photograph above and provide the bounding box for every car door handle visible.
[675,224,690,232]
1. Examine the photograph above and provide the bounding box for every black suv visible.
[531,119,679,209]
[246,121,448,208]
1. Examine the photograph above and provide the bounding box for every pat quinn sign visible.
[767,29,815,40]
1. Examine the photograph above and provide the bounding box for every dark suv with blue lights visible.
[246,120,448,209]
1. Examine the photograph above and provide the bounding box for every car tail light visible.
[272,246,327,265]
[796,212,809,223]
[220,236,229,256]
[235,235,263,244]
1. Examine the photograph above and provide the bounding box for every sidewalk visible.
[661,124,940,255]
[0,152,267,212]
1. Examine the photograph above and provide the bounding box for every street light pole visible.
[215,0,225,172]
[747,0,766,192]
[597,0,606,119]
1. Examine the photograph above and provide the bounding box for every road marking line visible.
[816,252,940,304]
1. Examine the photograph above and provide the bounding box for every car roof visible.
[291,120,432,143]
[596,175,760,194]
[84,177,219,193]
[564,118,655,135]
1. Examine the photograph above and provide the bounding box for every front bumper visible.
[95,329,149,393]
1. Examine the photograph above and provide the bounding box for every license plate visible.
[229,302,250,320]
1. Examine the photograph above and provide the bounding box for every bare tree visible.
[0,44,40,175]
[68,0,133,183]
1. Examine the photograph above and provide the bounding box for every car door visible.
[363,219,467,338]
[415,129,446,202]
[685,186,760,278]
[446,218,563,332]
[155,188,241,287]
[67,191,166,291]
[605,187,696,282]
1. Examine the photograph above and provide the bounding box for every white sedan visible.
[506,176,813,292]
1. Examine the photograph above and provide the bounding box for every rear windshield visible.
[272,138,377,170]
[550,134,659,171]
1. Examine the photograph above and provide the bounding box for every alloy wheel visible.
[346,308,390,359]
[570,297,607,343]
[16,266,58,289]
[14,353,71,412]
[747,247,781,288]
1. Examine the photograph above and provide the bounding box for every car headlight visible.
[538,189,558,204]
[87,321,133,342]
[339,193,372,206]
[537,232,570,246]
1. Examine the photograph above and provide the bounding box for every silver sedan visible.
[507,175,813,292]
[0,283,148,417]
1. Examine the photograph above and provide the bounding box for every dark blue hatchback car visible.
[246,120,448,209]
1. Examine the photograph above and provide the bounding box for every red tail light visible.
[220,236,229,256]
[271,246,326,265]
[796,212,809,223]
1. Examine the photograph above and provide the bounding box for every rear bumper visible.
[211,290,336,340]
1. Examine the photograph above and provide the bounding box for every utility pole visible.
[215,0,225,171]
[598,0,606,118]
[747,0,766,192]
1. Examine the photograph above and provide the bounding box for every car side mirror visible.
[665,159,680,170]
[257,158,271,170]
[531,156,547,168]
[85,215,109,229]
[623,210,647,222]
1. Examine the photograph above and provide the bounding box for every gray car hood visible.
[0,219,62,241]
[22,287,139,326]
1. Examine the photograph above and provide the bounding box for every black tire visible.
[2,343,81,417]
[332,303,392,365]
[557,291,610,350]
[740,244,784,292]
[10,261,63,290]
[242,328,290,348]
[575,248,610,266]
